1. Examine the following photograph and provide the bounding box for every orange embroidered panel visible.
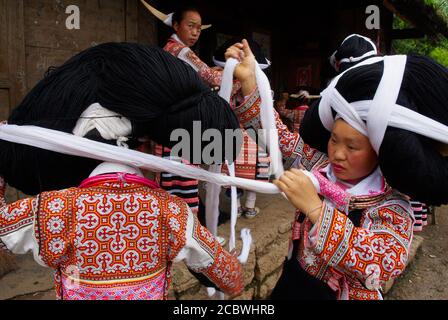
[189,217,244,296]
[35,184,189,283]
[37,188,78,268]
[0,197,36,236]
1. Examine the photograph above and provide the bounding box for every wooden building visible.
[1,0,447,118]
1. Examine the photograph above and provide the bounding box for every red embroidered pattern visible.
[234,89,326,171]
[1,179,243,299]
[37,189,77,268]
[307,195,413,300]
[164,39,224,88]
[189,217,244,296]
[0,195,36,236]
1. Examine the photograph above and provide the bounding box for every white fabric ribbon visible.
[0,124,280,194]
[164,13,174,27]
[73,103,132,148]
[213,57,271,71]
[319,54,448,154]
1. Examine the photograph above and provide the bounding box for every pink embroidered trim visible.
[79,173,159,189]
[60,272,167,300]
[312,168,351,211]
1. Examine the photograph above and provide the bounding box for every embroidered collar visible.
[171,34,186,47]
[324,165,385,197]
[312,164,391,212]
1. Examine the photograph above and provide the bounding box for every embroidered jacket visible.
[0,176,243,300]
[275,100,309,133]
[233,89,414,300]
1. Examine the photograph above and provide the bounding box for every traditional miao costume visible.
[0,43,246,300]
[276,99,309,134]
[0,164,243,300]
[235,37,448,299]
[228,36,448,298]
[232,90,414,299]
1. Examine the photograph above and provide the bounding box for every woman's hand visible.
[225,39,257,95]
[274,168,323,224]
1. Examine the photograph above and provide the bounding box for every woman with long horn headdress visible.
[0,43,247,300]
[224,38,425,300]
[141,0,227,89]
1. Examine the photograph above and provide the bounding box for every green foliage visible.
[392,0,448,67]
[424,0,448,19]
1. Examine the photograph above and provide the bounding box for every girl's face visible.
[327,119,378,183]
[173,11,202,48]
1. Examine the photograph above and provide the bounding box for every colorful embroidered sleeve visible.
[0,177,43,264]
[35,189,77,268]
[164,39,241,92]
[276,101,294,122]
[311,195,414,290]
[171,199,244,296]
[232,89,327,170]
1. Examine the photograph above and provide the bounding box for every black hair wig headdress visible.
[0,42,240,195]
[300,54,448,205]
[330,34,378,73]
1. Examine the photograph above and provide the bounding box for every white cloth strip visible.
[218,58,239,102]
[164,13,174,27]
[237,229,252,264]
[227,160,237,252]
[347,101,448,145]
[330,90,368,136]
[339,50,377,64]
[0,124,280,194]
[255,62,285,179]
[367,55,407,153]
[213,57,271,70]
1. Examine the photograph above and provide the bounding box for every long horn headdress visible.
[140,0,212,30]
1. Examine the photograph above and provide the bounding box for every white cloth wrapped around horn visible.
[0,123,281,194]
[319,55,448,154]
[140,0,212,30]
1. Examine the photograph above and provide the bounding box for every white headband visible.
[319,55,448,154]
[72,103,132,148]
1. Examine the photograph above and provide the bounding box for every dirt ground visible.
[2,204,448,300]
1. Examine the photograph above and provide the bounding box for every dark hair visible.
[300,54,448,205]
[172,3,201,26]
[0,42,241,195]
[334,35,378,72]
